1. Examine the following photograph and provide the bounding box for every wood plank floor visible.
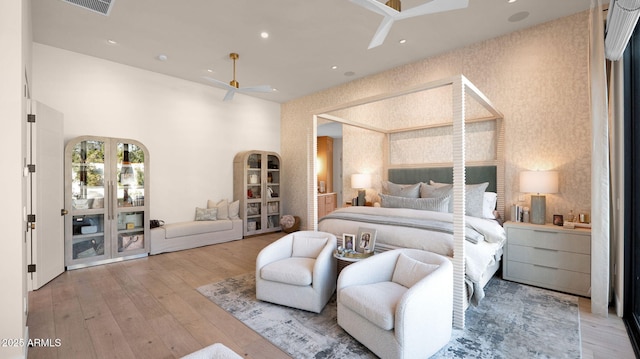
[27,233,636,359]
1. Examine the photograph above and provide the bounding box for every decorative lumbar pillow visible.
[207,199,229,220]
[195,207,217,221]
[228,200,240,220]
[379,193,450,212]
[392,253,439,288]
[382,181,421,198]
[292,235,328,258]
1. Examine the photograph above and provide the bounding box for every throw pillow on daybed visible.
[208,199,229,219]
[195,207,218,221]
[207,199,241,220]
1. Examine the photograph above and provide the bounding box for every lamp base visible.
[530,195,546,224]
[357,189,366,206]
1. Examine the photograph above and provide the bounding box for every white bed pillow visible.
[421,181,489,218]
[482,192,498,219]
[380,193,450,212]
[382,181,421,198]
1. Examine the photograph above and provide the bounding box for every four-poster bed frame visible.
[309,74,504,328]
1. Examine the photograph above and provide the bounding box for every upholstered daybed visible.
[150,199,243,255]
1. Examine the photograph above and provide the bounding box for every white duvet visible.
[318,206,506,285]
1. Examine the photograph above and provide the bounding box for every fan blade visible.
[223,89,236,102]
[398,0,468,19]
[350,0,399,17]
[237,85,273,94]
[202,76,234,90]
[368,16,395,49]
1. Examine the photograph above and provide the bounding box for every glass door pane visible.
[116,142,145,208]
[116,211,145,252]
[71,140,105,206]
[71,214,105,259]
[69,140,107,261]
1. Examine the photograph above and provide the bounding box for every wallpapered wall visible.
[281,11,591,228]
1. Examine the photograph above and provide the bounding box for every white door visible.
[27,101,64,290]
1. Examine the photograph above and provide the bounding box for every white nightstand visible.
[503,221,591,297]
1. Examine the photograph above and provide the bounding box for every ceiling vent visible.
[61,0,115,16]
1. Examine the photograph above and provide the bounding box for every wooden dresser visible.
[503,221,591,297]
[318,192,337,219]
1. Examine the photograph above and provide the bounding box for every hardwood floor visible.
[27,233,636,359]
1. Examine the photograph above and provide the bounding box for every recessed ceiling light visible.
[508,0,517,3]
[272,88,278,92]
[157,54,168,61]
[399,39,407,44]
[331,65,338,70]
[261,31,269,39]
[107,39,117,45]
[207,69,214,73]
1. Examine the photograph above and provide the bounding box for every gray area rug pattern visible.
[197,273,580,358]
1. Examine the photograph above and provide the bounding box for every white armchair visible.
[256,231,337,313]
[337,248,453,359]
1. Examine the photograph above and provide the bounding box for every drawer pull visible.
[533,264,558,270]
[533,247,559,252]
[533,229,558,234]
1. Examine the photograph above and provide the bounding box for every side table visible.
[334,252,373,275]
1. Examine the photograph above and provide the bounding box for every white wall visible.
[32,44,281,223]
[0,0,29,358]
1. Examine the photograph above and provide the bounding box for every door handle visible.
[61,209,68,216]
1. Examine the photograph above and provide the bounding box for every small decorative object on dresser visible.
[503,221,591,297]
[553,214,563,226]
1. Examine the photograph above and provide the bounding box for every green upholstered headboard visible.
[387,166,497,193]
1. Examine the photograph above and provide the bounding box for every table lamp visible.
[520,170,559,224]
[351,174,371,206]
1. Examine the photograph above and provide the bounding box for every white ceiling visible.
[31,0,600,103]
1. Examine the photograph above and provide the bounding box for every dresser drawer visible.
[507,227,590,254]
[505,260,591,296]
[507,244,590,273]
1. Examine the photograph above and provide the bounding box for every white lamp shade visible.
[351,173,372,189]
[520,171,559,194]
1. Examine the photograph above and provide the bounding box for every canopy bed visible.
[310,75,504,328]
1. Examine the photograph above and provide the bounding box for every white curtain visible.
[590,0,611,317]
[610,59,625,317]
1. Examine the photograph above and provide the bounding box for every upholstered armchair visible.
[256,231,337,313]
[337,248,453,359]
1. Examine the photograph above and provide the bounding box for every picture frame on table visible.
[356,227,377,254]
[553,214,564,226]
[342,233,356,251]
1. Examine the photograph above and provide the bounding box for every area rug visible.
[197,273,581,358]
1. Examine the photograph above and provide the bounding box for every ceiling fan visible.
[203,53,272,101]
[351,0,469,49]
